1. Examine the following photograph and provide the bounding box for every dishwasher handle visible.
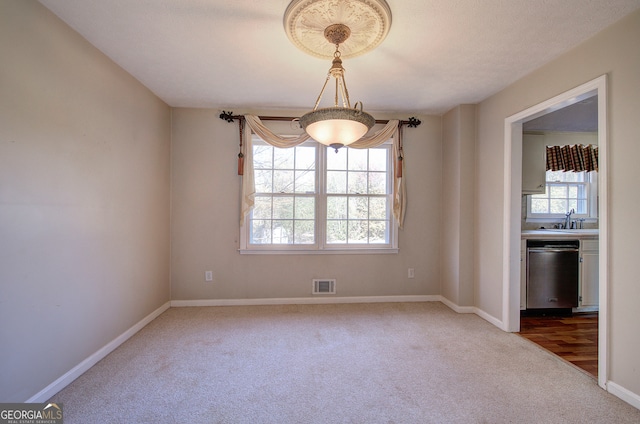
[528,248,579,253]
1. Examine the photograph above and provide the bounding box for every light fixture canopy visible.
[284,0,392,60]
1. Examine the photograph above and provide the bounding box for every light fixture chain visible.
[312,73,333,111]
[339,73,351,108]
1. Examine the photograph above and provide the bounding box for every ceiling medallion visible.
[284,0,392,60]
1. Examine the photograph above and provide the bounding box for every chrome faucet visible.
[563,208,575,229]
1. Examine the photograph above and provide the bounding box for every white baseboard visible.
[607,381,640,410]
[473,307,506,330]
[27,301,171,403]
[438,297,506,330]
[438,296,476,314]
[171,295,440,307]
[171,296,506,334]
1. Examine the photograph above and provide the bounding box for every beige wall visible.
[170,109,442,301]
[0,1,171,402]
[3,0,639,407]
[476,9,640,396]
[441,105,476,307]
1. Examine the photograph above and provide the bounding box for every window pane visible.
[273,197,293,219]
[369,149,387,172]
[369,197,387,220]
[348,149,368,171]
[531,198,548,214]
[327,196,347,219]
[549,186,566,198]
[349,197,368,219]
[272,220,293,244]
[348,220,368,243]
[327,147,347,170]
[295,170,315,193]
[348,172,368,194]
[327,220,347,243]
[327,171,347,193]
[253,197,272,219]
[294,220,315,244]
[254,170,273,193]
[296,146,315,170]
[566,172,585,182]
[253,145,273,169]
[295,197,315,220]
[274,148,294,169]
[369,221,388,243]
[547,170,585,183]
[251,220,271,244]
[369,172,386,194]
[568,185,578,198]
[550,199,567,214]
[273,170,294,193]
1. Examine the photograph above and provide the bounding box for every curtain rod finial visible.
[220,111,235,123]
[407,117,421,128]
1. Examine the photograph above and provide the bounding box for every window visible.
[241,136,397,253]
[527,170,598,220]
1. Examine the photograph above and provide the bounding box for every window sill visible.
[239,248,399,255]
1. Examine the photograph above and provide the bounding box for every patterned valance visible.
[546,144,598,172]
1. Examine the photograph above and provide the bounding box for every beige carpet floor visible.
[49,302,640,423]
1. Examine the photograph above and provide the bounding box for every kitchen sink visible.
[547,229,599,235]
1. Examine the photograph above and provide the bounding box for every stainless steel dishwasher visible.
[526,240,580,309]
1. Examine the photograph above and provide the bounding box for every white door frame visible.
[502,74,608,389]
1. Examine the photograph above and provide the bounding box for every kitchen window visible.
[240,136,397,253]
[526,170,598,221]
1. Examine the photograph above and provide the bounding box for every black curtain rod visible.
[219,111,421,128]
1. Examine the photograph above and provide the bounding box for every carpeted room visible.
[2,1,640,422]
[48,303,640,423]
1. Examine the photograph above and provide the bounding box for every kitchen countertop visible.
[521,229,599,240]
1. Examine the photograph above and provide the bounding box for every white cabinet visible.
[580,239,599,308]
[520,240,526,310]
[522,134,546,194]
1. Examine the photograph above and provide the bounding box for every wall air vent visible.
[312,279,336,295]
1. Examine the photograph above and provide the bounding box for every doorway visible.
[502,75,608,389]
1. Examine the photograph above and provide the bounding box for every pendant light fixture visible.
[284,0,392,151]
[299,23,375,151]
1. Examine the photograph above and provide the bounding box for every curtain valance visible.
[546,144,598,172]
[240,115,407,229]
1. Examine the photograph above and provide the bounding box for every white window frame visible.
[239,137,398,254]
[526,170,598,223]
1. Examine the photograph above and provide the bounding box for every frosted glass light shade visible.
[300,107,375,150]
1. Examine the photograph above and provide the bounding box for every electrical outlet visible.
[408,268,415,279]
[205,271,213,282]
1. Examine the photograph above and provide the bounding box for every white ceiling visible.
[39,0,640,115]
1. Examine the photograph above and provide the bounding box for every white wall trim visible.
[473,308,507,330]
[503,75,609,389]
[171,295,439,307]
[440,297,506,329]
[438,296,476,314]
[26,301,171,403]
[607,381,640,411]
[171,296,507,330]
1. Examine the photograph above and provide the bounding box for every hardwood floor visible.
[519,312,598,378]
